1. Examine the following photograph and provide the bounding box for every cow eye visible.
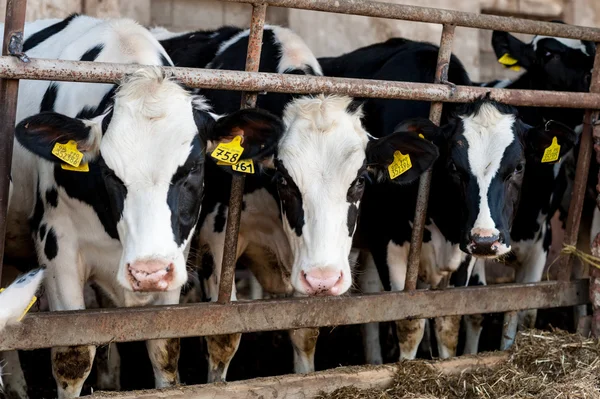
[514,163,524,174]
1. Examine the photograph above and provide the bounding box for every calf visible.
[159,26,438,380]
[477,26,594,347]
[6,15,282,398]
[321,39,577,361]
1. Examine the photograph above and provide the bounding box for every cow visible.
[157,25,439,381]
[320,38,577,362]
[475,26,595,348]
[3,15,283,398]
[0,268,44,398]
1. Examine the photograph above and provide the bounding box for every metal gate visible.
[0,0,599,390]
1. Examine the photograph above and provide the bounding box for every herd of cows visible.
[0,12,596,399]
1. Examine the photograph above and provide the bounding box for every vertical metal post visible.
[0,0,28,284]
[404,24,455,291]
[558,43,600,283]
[217,3,267,304]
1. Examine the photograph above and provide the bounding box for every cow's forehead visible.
[100,74,201,184]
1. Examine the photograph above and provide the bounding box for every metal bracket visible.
[438,65,456,96]
[8,32,30,63]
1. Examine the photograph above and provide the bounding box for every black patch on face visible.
[44,228,58,261]
[40,83,59,112]
[98,157,127,228]
[45,188,58,208]
[80,44,104,62]
[39,223,47,241]
[346,99,364,115]
[160,53,173,67]
[76,86,117,121]
[167,135,205,246]
[23,13,79,52]
[274,160,304,237]
[347,203,359,237]
[29,186,45,233]
[346,166,367,237]
[214,203,227,233]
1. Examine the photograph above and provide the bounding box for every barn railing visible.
[0,0,599,369]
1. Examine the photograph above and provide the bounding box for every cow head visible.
[398,97,576,258]
[492,26,594,93]
[15,68,283,293]
[264,95,438,296]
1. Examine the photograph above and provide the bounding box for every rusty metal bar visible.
[0,279,588,351]
[220,0,600,41]
[1,58,600,108]
[0,0,27,284]
[558,43,600,282]
[217,3,267,304]
[405,24,455,291]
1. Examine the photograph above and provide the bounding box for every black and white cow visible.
[320,38,577,362]
[158,26,439,380]
[0,268,44,397]
[4,15,283,398]
[475,26,595,348]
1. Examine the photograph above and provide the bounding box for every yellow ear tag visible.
[217,158,255,174]
[541,136,561,163]
[52,140,84,167]
[211,136,244,165]
[0,288,38,322]
[418,134,425,139]
[61,163,89,172]
[388,151,412,180]
[498,53,518,66]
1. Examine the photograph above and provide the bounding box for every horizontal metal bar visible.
[0,280,588,351]
[221,0,600,41]
[1,57,599,109]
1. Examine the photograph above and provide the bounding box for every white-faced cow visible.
[0,268,44,397]
[475,25,594,348]
[158,26,439,381]
[320,39,577,362]
[4,15,283,398]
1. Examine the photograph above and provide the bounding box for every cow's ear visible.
[491,31,535,70]
[206,108,284,161]
[524,120,577,164]
[15,112,102,164]
[366,120,439,184]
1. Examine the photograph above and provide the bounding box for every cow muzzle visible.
[126,259,175,292]
[297,266,346,296]
[466,228,510,258]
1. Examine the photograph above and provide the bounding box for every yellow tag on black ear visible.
[52,140,83,167]
[0,288,38,321]
[218,158,255,174]
[61,163,90,172]
[418,134,425,139]
[388,151,412,180]
[498,53,518,66]
[211,136,244,165]
[541,136,561,163]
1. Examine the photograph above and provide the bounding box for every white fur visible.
[532,35,590,55]
[268,26,323,75]
[461,103,515,255]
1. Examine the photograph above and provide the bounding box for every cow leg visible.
[357,251,383,365]
[95,344,121,391]
[0,351,28,399]
[463,259,486,355]
[289,328,319,373]
[515,239,547,330]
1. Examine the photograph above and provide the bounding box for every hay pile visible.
[317,330,600,399]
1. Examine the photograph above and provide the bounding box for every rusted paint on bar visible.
[221,0,600,41]
[0,0,27,284]
[558,43,600,282]
[218,3,267,304]
[0,280,588,351]
[1,58,599,108]
[405,24,455,291]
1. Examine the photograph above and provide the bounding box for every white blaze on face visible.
[278,95,369,296]
[461,103,515,251]
[100,70,202,292]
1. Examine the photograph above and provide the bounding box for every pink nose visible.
[127,259,174,292]
[300,267,344,296]
[471,228,496,238]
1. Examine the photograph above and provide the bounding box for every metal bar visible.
[220,0,600,41]
[405,24,455,291]
[0,280,588,351]
[558,43,600,282]
[217,3,267,304]
[0,0,28,284]
[1,58,600,108]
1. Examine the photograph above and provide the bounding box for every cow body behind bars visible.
[2,15,283,398]
[320,39,578,362]
[158,25,439,381]
[475,28,595,346]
